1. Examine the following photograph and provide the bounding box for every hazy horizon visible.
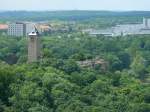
[0,0,150,11]
[1,10,150,12]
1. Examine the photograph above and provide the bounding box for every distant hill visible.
[1,11,150,21]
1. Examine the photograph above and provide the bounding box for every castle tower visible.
[28,27,41,63]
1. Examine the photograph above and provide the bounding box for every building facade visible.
[8,22,35,37]
[143,18,150,29]
[26,23,35,36]
[84,18,150,37]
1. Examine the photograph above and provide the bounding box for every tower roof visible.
[28,26,39,36]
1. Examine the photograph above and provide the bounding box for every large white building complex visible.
[83,18,150,37]
[8,22,35,37]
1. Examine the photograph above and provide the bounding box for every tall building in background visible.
[143,18,150,29]
[26,23,35,36]
[148,19,150,28]
[28,28,41,63]
[8,22,35,37]
[8,22,25,37]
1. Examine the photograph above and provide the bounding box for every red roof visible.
[0,24,8,30]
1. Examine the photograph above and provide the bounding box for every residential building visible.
[8,22,35,37]
[38,24,51,32]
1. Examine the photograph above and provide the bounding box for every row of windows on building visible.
[8,23,34,37]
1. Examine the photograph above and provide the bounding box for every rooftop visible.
[0,24,8,30]
[28,27,39,36]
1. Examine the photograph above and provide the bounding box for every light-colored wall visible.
[147,19,150,28]
[26,23,35,36]
[8,23,24,36]
[8,23,35,37]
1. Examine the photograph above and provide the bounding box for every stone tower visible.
[28,27,41,63]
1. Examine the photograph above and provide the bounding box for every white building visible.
[84,18,150,37]
[143,18,150,29]
[26,23,35,36]
[8,22,35,37]
[8,22,25,37]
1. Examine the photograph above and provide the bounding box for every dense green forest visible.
[0,11,150,112]
[0,33,150,112]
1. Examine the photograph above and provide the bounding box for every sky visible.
[0,0,150,11]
